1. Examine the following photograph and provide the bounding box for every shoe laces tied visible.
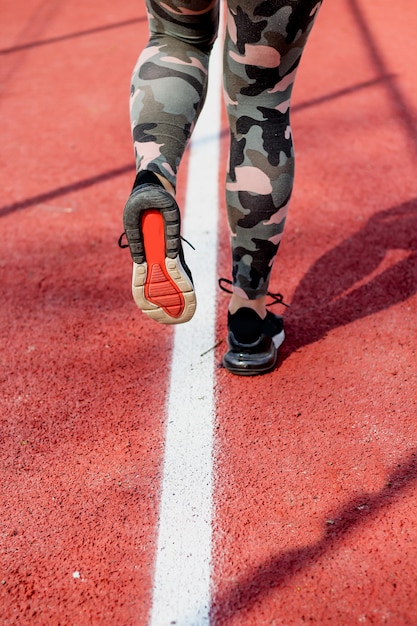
[218,277,290,308]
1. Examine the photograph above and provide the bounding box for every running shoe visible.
[121,172,196,324]
[223,307,285,376]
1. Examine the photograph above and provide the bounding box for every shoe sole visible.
[223,329,285,376]
[123,186,196,325]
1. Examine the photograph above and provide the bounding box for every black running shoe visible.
[223,307,285,376]
[121,171,196,324]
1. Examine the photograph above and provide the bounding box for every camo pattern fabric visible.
[130,0,322,299]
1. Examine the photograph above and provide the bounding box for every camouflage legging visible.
[130,0,322,299]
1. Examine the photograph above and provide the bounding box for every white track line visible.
[149,17,223,626]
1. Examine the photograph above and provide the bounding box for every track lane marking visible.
[149,15,223,626]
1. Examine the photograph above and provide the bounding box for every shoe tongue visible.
[228,307,263,343]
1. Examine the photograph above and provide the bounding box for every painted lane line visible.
[149,17,223,626]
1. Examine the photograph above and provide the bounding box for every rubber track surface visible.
[1,0,416,624]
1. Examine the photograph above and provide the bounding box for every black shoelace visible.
[118,232,129,249]
[218,277,290,308]
[118,232,195,251]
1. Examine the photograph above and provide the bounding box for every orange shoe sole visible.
[123,184,196,324]
[141,210,186,319]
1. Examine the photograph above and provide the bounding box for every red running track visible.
[1,0,417,624]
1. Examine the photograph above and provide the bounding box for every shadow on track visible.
[280,199,417,362]
[0,16,147,55]
[211,450,417,622]
[0,164,135,219]
[348,0,417,159]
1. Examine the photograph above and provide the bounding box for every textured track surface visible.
[1,0,417,624]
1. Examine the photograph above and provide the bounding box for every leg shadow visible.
[211,451,417,622]
[280,199,417,360]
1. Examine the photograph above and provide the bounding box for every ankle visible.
[228,294,267,319]
[154,173,175,197]
[133,170,176,197]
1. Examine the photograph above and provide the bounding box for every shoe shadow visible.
[280,199,417,361]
